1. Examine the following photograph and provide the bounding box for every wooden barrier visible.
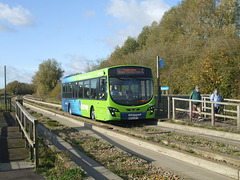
[202,96,240,117]
[15,99,39,169]
[172,97,240,130]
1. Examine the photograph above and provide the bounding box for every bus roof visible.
[62,65,151,83]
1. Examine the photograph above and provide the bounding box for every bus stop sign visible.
[159,59,164,68]
[161,87,169,91]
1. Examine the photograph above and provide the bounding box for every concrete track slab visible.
[154,122,240,147]
[101,132,234,180]
[38,124,122,180]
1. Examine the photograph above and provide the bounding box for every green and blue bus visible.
[61,65,155,121]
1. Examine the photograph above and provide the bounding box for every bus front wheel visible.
[91,107,96,120]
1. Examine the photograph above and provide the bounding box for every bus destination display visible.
[117,68,144,75]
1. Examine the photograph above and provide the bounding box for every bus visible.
[61,65,155,121]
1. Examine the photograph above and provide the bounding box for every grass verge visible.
[36,137,86,179]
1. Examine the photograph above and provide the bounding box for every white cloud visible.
[103,25,139,48]
[0,2,33,32]
[0,66,35,89]
[106,0,170,46]
[64,54,93,76]
[107,0,169,26]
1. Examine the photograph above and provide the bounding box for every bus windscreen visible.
[108,66,153,106]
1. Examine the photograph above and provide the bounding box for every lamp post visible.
[157,57,164,117]
[4,65,7,111]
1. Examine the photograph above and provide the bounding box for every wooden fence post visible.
[172,98,175,120]
[14,99,39,169]
[16,104,20,132]
[237,105,240,131]
[30,122,34,160]
[203,97,206,118]
[189,100,192,122]
[34,120,39,169]
[24,115,28,148]
[21,112,24,139]
[168,95,171,119]
[211,103,215,127]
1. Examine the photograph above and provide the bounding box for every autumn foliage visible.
[93,0,240,98]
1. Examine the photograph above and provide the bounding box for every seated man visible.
[110,85,119,96]
[189,85,202,120]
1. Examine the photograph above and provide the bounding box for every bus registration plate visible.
[120,112,146,120]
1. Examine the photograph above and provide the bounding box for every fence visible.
[171,97,240,130]
[0,97,12,111]
[202,96,240,119]
[157,95,189,119]
[15,99,39,168]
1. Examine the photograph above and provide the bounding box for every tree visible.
[6,81,34,95]
[197,46,240,98]
[121,36,139,55]
[90,0,240,98]
[137,26,151,49]
[48,82,62,100]
[32,59,64,96]
[86,59,106,72]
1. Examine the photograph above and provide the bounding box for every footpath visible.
[0,112,44,180]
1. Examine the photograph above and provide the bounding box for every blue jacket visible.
[210,92,222,107]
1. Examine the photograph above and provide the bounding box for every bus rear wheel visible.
[68,104,72,115]
[91,107,96,121]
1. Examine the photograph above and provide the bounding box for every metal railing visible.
[15,99,39,168]
[172,97,240,130]
[157,95,189,119]
[0,97,12,111]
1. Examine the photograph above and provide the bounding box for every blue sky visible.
[0,0,180,89]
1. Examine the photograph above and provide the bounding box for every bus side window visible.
[99,77,107,100]
[74,82,78,99]
[62,83,66,98]
[67,83,73,98]
[72,82,75,98]
[90,79,97,99]
[84,80,90,99]
[78,81,83,98]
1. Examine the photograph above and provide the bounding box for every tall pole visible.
[4,65,7,111]
[157,56,160,117]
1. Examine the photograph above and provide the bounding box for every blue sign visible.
[159,58,164,68]
[161,87,169,91]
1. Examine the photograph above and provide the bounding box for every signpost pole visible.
[157,58,165,118]
[157,56,160,118]
[4,66,7,111]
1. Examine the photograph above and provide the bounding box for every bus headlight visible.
[108,107,120,117]
[147,106,155,115]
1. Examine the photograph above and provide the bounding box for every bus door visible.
[71,82,79,114]
[73,82,78,99]
[95,77,107,120]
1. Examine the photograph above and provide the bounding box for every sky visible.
[0,0,180,89]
